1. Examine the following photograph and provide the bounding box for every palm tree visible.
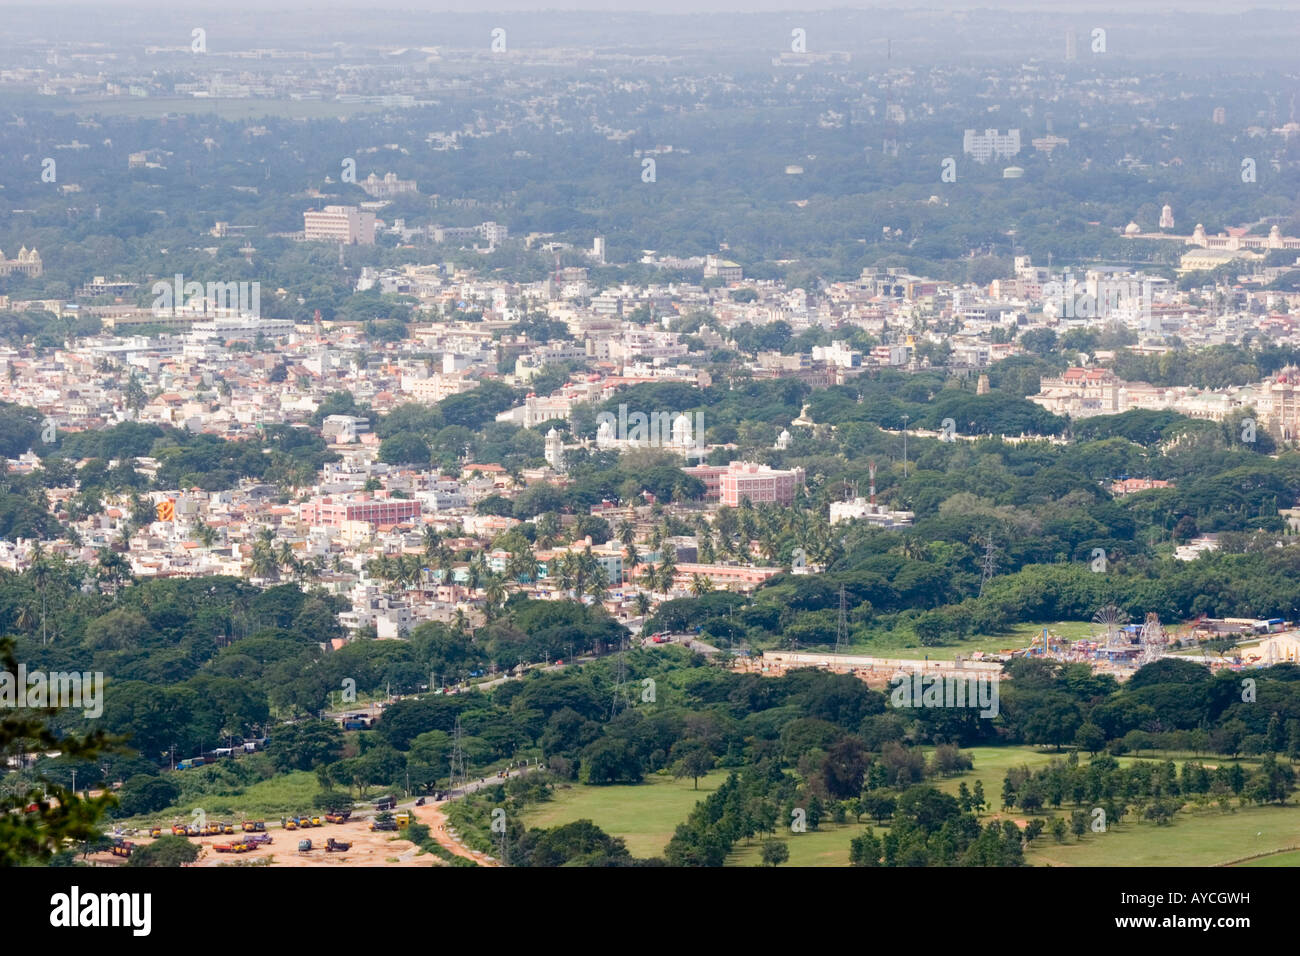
[576,548,600,595]
[194,518,217,550]
[690,574,713,597]
[422,526,441,562]
[507,545,537,584]
[30,547,51,645]
[400,554,423,590]
[639,562,659,593]
[657,551,677,595]
[634,592,652,618]
[617,519,636,550]
[452,608,469,636]
[536,512,561,549]
[465,555,484,591]
[483,574,507,619]
[559,551,582,596]
[286,556,309,584]
[95,547,132,591]
[250,542,279,581]
[585,564,609,605]
[650,523,665,551]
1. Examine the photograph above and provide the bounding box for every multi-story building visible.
[684,461,805,506]
[301,494,422,528]
[962,129,1021,163]
[1029,367,1121,418]
[0,247,43,277]
[303,205,377,245]
[703,255,743,281]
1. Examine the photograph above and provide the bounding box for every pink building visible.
[683,461,805,507]
[301,494,422,527]
[670,562,783,590]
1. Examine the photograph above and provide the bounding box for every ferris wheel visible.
[1092,604,1130,648]
[1138,613,1166,664]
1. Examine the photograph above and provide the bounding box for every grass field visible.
[1024,803,1300,866]
[931,745,1300,867]
[727,822,876,867]
[839,620,1096,661]
[1236,849,1300,866]
[120,770,324,826]
[510,744,1300,866]
[518,770,728,858]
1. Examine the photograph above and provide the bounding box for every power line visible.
[609,634,628,718]
[979,532,998,598]
[448,714,467,795]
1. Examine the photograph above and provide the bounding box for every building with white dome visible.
[0,247,43,277]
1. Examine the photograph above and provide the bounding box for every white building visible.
[962,129,1021,164]
[303,205,377,245]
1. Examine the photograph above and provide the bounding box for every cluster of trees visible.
[36,418,337,497]
[1001,751,1296,827]
[848,786,1025,867]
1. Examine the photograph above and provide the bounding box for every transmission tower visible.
[978,532,998,597]
[834,585,849,656]
[448,714,467,795]
[609,635,628,718]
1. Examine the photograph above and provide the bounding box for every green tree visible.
[761,839,790,867]
[128,835,201,867]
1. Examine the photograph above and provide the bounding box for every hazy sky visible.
[3,0,1299,11]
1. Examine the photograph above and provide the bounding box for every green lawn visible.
[120,770,325,826]
[838,620,1097,661]
[928,745,1063,803]
[927,745,1300,867]
[727,822,876,867]
[1024,803,1300,866]
[1236,849,1300,866]
[515,745,1300,866]
[519,770,728,858]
